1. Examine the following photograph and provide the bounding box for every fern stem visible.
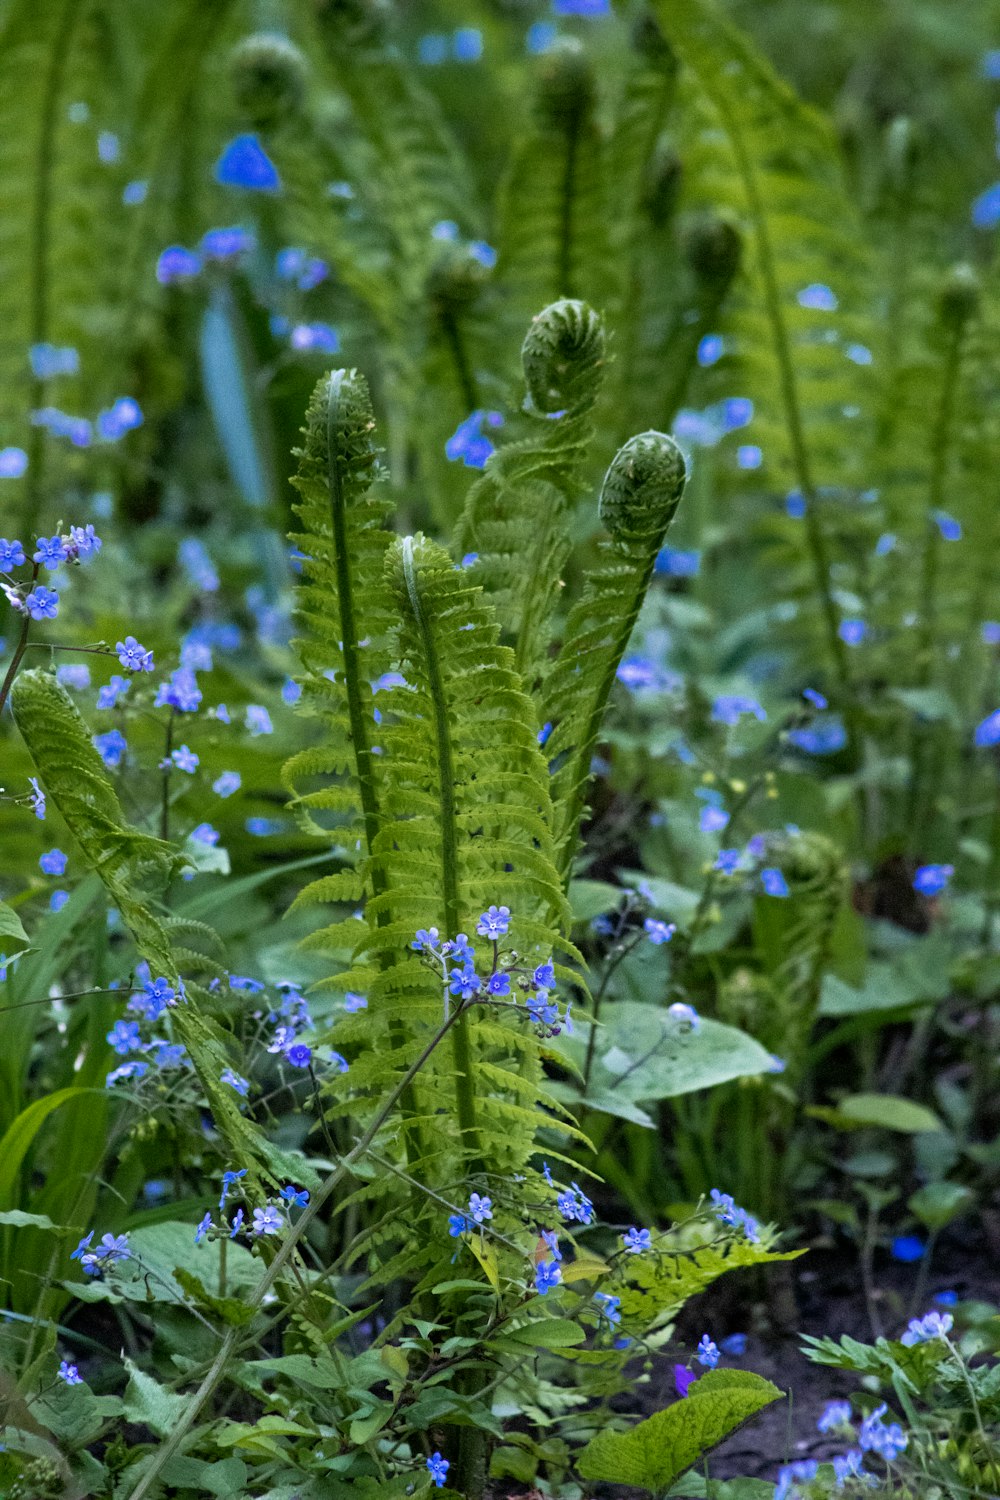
[721,108,850,692]
[21,0,79,532]
[558,119,580,297]
[440,307,479,413]
[399,537,480,1161]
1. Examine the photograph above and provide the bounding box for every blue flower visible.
[654,547,701,577]
[622,1226,652,1254]
[761,868,789,898]
[123,180,148,205]
[156,245,202,284]
[468,1193,492,1223]
[219,1168,247,1212]
[280,1185,310,1208]
[245,704,273,736]
[70,1231,95,1262]
[221,1068,250,1096]
[106,1019,142,1055]
[982,622,1000,645]
[697,334,724,367]
[720,1332,747,1356]
[77,1232,131,1276]
[56,663,90,691]
[487,971,510,996]
[933,510,961,541]
[290,322,340,353]
[875,531,896,556]
[556,1183,594,1225]
[50,889,70,913]
[736,444,763,470]
[30,344,79,379]
[553,0,610,14]
[0,450,28,479]
[774,1459,818,1500]
[106,1059,148,1086]
[595,1292,622,1326]
[934,1289,959,1306]
[0,538,25,570]
[526,20,557,52]
[797,283,838,311]
[418,34,449,65]
[712,694,766,726]
[468,239,496,267]
[668,1002,700,1031]
[344,992,367,1012]
[97,397,143,442]
[58,1359,82,1384]
[191,822,219,846]
[714,848,741,875]
[40,848,67,876]
[832,1450,868,1485]
[644,918,676,944]
[901,1310,953,1346]
[534,962,555,989]
[252,1205,283,1235]
[700,805,730,834]
[838,618,867,646]
[214,134,281,193]
[476,905,510,939]
[913,863,953,897]
[721,397,753,430]
[286,1043,312,1068]
[859,1404,907,1461]
[195,1213,213,1245]
[696,1335,720,1368]
[155,666,202,712]
[229,975,264,993]
[788,715,847,755]
[975,708,1000,746]
[818,1399,852,1432]
[25,585,59,620]
[449,963,481,1000]
[453,27,483,61]
[93,728,126,768]
[213,771,241,797]
[846,342,873,365]
[448,1212,470,1237]
[709,1189,760,1242]
[535,1259,562,1294]
[541,1229,561,1261]
[201,225,255,261]
[785,491,806,518]
[890,1234,925,1263]
[445,410,503,468]
[229,1208,245,1237]
[426,1452,450,1488]
[972,182,1000,229]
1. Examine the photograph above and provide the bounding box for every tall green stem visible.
[399,538,480,1162]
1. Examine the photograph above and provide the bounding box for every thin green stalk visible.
[125,997,468,1500]
[558,115,580,297]
[400,537,480,1161]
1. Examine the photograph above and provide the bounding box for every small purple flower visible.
[56,663,90,691]
[97,398,143,442]
[214,134,281,193]
[468,1193,492,1223]
[195,1213,213,1245]
[28,776,46,819]
[280,1185,310,1208]
[219,1167,247,1212]
[891,1235,925,1264]
[859,1404,907,1461]
[58,1359,82,1385]
[556,1183,594,1225]
[245,704,273,736]
[221,1068,250,1096]
[49,889,70,912]
[445,410,502,469]
[700,805,730,834]
[97,674,130,709]
[476,904,510,939]
[714,848,741,875]
[0,450,28,479]
[191,822,219,845]
[901,1310,953,1346]
[213,771,241,797]
[39,847,67,875]
[761,868,790,898]
[285,1042,313,1069]
[201,225,255,260]
[252,1204,283,1235]
[169,744,199,773]
[155,666,202,713]
[720,1333,748,1357]
[674,1364,697,1397]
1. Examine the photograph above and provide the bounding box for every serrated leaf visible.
[577,1370,783,1493]
[122,1358,189,1438]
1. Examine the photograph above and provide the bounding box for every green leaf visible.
[0,1088,101,1208]
[159,1456,250,1497]
[907,1181,973,1231]
[568,879,622,923]
[0,1210,60,1231]
[122,1358,190,1438]
[0,899,29,954]
[577,1370,783,1494]
[835,1094,944,1134]
[559,1004,775,1106]
[504,1317,587,1349]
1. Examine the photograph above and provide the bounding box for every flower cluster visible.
[709,1189,761,1243]
[1,524,103,622]
[70,1231,131,1278]
[412,907,570,1037]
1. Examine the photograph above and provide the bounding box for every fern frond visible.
[455,299,607,693]
[652,0,874,684]
[542,431,688,878]
[9,670,305,1190]
[496,40,609,335]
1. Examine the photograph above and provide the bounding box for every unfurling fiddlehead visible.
[229,31,308,127]
[544,429,688,879]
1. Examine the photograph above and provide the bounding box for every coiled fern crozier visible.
[285,300,687,1241]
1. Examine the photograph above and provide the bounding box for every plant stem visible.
[125,998,468,1500]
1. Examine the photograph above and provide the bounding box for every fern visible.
[8,669,304,1190]
[454,298,607,693]
[542,429,688,879]
[652,0,874,687]
[497,39,610,337]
